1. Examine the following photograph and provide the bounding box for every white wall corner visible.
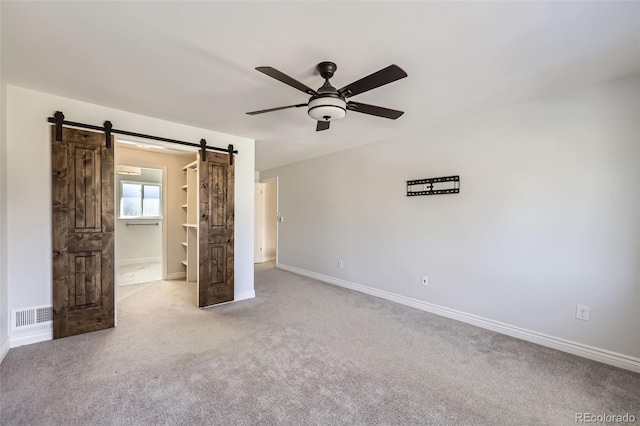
[0,337,10,363]
[166,272,186,280]
[276,263,640,374]
[0,18,9,367]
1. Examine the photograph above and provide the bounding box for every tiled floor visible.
[117,261,162,286]
[116,280,159,301]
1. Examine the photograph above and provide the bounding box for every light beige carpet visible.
[1,265,638,425]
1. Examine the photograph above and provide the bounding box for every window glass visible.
[143,185,161,217]
[121,183,142,217]
[119,182,161,218]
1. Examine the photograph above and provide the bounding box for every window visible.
[119,181,162,218]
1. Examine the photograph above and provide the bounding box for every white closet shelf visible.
[181,160,198,171]
[182,155,199,283]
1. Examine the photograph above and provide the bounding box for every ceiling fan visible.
[246,62,408,131]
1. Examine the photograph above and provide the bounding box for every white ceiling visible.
[2,1,639,170]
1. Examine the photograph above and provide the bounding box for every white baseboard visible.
[10,328,52,349]
[166,272,186,280]
[0,337,10,363]
[117,257,161,267]
[277,263,640,373]
[235,290,256,301]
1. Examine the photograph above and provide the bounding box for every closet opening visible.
[114,139,198,315]
[115,165,164,286]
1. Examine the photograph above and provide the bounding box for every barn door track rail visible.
[47,111,238,165]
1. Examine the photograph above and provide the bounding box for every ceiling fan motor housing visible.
[308,95,346,121]
[308,62,346,122]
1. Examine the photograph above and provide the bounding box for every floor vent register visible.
[11,305,53,330]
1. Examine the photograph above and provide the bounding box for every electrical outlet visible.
[338,260,343,269]
[421,275,428,286]
[576,305,590,321]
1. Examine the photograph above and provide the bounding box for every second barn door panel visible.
[198,152,234,307]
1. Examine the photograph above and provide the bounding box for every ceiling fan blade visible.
[316,121,330,131]
[346,101,404,119]
[338,65,407,98]
[255,67,318,96]
[246,104,307,115]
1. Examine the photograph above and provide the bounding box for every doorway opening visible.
[115,165,164,286]
[114,139,196,311]
[255,177,278,264]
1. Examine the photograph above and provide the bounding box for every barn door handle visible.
[201,213,207,220]
[227,239,231,243]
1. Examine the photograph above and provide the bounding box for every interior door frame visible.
[260,176,279,265]
[254,182,264,263]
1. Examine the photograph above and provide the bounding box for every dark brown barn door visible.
[52,127,115,338]
[198,152,234,307]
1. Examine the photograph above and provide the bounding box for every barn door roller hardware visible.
[48,111,238,165]
[407,175,460,196]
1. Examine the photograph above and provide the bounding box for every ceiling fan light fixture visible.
[307,97,346,121]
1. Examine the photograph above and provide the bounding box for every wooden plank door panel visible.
[198,153,234,307]
[52,127,114,338]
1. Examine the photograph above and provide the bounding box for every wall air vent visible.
[11,305,53,331]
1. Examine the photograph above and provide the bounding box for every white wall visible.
[6,85,255,346]
[262,179,277,262]
[262,74,640,360]
[0,83,7,361]
[0,1,9,361]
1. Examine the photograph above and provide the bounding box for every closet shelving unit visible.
[181,159,198,282]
